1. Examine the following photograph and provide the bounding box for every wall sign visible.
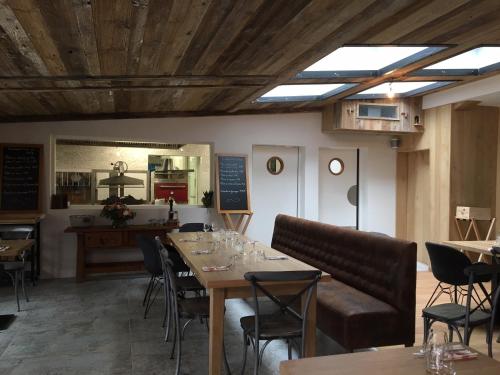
[215,154,251,213]
[0,144,43,212]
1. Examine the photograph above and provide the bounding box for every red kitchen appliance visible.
[154,182,188,203]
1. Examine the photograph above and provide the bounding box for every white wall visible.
[0,113,396,278]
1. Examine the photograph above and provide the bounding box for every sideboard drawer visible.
[85,232,124,248]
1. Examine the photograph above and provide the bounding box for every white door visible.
[319,148,358,228]
[248,145,300,245]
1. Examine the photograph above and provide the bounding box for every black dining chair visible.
[137,235,164,319]
[178,223,204,232]
[0,250,29,312]
[154,236,205,335]
[425,242,491,308]
[158,247,230,375]
[463,263,500,357]
[422,242,496,352]
[239,270,321,375]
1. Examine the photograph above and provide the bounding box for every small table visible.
[168,232,331,375]
[0,213,44,283]
[0,239,34,330]
[65,223,178,282]
[279,347,500,375]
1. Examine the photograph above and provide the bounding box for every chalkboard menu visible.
[216,154,250,213]
[0,144,43,212]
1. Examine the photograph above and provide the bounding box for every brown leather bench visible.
[271,214,417,351]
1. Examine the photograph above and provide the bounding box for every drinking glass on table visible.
[211,222,218,232]
[425,328,453,374]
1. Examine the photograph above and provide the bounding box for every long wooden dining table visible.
[168,231,331,375]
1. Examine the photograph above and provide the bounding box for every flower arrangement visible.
[100,202,136,228]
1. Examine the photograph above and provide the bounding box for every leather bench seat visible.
[271,214,417,351]
[317,279,405,350]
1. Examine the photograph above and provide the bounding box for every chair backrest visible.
[179,223,204,232]
[244,270,321,357]
[136,234,162,276]
[426,242,471,285]
[0,225,34,240]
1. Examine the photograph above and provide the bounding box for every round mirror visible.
[266,156,284,175]
[328,158,344,175]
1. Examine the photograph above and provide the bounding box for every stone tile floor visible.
[0,275,346,375]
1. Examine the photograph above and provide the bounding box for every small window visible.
[328,158,344,175]
[266,156,284,175]
[358,103,399,121]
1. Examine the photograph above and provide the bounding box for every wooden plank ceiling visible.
[0,0,500,122]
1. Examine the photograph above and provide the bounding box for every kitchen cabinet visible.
[322,97,424,134]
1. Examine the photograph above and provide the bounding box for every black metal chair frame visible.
[137,235,164,319]
[159,248,230,375]
[423,263,500,357]
[240,270,321,375]
[1,249,29,312]
[155,236,205,335]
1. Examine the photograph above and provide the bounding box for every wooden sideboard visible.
[64,223,178,282]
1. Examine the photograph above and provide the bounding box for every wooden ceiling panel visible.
[0,0,499,121]
[92,0,132,75]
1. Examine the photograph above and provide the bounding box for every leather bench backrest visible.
[271,214,416,313]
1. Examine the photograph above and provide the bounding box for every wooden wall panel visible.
[449,106,499,239]
[397,104,500,264]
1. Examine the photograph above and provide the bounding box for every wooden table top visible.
[279,347,500,375]
[443,240,496,255]
[0,213,45,225]
[168,232,330,289]
[0,239,34,261]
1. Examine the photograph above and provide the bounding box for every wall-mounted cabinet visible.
[322,98,424,134]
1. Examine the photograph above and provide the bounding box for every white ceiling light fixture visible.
[387,82,395,98]
[357,81,439,96]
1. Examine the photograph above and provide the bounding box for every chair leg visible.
[144,278,160,319]
[21,268,29,302]
[486,323,493,358]
[253,337,259,375]
[240,332,248,375]
[14,271,20,312]
[142,275,154,307]
[175,314,182,375]
[448,325,453,342]
[287,339,292,360]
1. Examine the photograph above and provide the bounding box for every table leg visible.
[76,234,86,282]
[209,288,225,375]
[302,285,317,357]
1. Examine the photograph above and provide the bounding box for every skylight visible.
[305,46,428,71]
[425,47,500,70]
[358,82,437,95]
[261,84,344,97]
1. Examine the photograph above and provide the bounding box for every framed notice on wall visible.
[0,144,44,213]
[215,154,251,213]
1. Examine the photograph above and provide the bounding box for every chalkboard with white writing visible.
[0,144,43,212]
[216,154,250,213]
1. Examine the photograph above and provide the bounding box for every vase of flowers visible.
[100,203,136,228]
